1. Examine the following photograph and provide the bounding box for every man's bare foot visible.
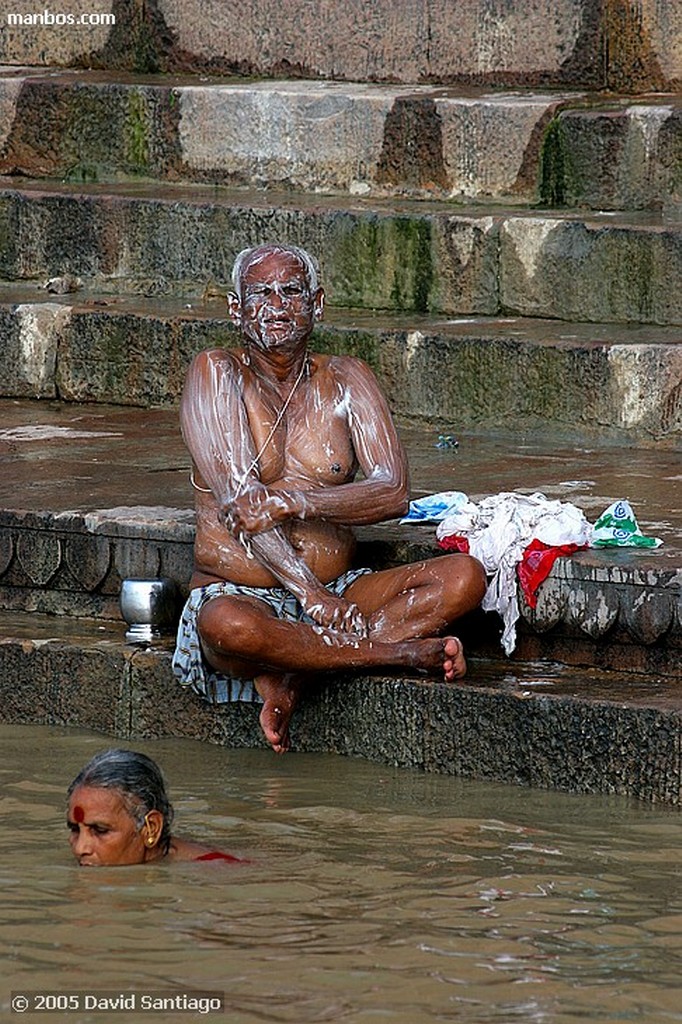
[443,636,466,681]
[254,673,301,754]
[401,636,467,680]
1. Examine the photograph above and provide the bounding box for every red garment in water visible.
[516,539,585,608]
[194,851,244,863]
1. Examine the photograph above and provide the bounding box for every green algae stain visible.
[311,327,378,371]
[64,164,100,183]
[333,215,435,313]
[337,218,381,308]
[125,91,150,171]
[539,118,577,208]
[391,218,433,313]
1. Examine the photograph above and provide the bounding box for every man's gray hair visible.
[232,244,320,294]
[68,748,174,853]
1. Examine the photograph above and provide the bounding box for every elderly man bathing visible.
[172,243,486,753]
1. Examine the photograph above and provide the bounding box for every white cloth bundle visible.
[436,491,593,654]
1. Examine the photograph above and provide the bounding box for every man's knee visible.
[464,554,487,600]
[197,598,264,653]
[444,553,487,611]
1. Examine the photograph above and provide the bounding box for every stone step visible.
[0,398,679,676]
[1,179,680,324]
[0,610,680,803]
[1,1,678,93]
[1,69,679,209]
[1,288,681,442]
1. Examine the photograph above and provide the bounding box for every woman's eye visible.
[67,822,78,833]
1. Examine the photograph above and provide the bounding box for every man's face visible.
[231,250,323,351]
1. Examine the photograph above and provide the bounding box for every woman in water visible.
[66,748,243,867]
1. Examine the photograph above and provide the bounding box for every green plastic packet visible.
[591,499,662,549]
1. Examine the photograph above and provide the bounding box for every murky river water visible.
[1,724,681,1023]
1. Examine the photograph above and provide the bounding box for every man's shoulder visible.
[192,346,244,368]
[198,345,242,358]
[316,351,375,377]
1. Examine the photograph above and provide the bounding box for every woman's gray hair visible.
[232,243,320,294]
[67,749,174,853]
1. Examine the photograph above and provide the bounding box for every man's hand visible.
[222,484,304,536]
[302,589,368,639]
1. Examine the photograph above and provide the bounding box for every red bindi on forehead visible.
[73,805,85,823]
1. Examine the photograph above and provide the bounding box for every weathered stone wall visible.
[1,0,679,92]
[1,298,681,441]
[1,72,679,210]
[2,188,681,325]
[1,634,681,802]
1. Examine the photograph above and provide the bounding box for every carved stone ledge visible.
[0,513,679,663]
[113,538,162,582]
[0,508,195,617]
[621,592,676,645]
[522,571,681,645]
[64,532,112,591]
[526,583,567,632]
[16,531,61,586]
[0,530,13,576]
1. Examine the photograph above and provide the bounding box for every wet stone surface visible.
[10,71,678,209]
[0,397,679,541]
[0,179,679,322]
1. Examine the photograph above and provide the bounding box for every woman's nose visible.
[71,828,92,855]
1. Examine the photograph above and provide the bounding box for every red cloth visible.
[437,534,585,609]
[437,534,470,554]
[516,539,585,608]
[194,850,244,863]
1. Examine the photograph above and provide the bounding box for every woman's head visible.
[66,749,174,867]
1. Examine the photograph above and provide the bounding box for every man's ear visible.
[227,291,241,325]
[313,287,325,321]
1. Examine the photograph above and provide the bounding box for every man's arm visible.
[180,349,365,632]
[296,356,410,523]
[227,356,410,535]
[181,348,261,510]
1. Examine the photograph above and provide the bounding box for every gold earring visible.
[144,812,156,846]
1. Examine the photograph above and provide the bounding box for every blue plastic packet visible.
[401,491,469,523]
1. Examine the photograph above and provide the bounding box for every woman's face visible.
[67,785,149,867]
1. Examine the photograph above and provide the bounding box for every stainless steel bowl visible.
[119,578,180,644]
